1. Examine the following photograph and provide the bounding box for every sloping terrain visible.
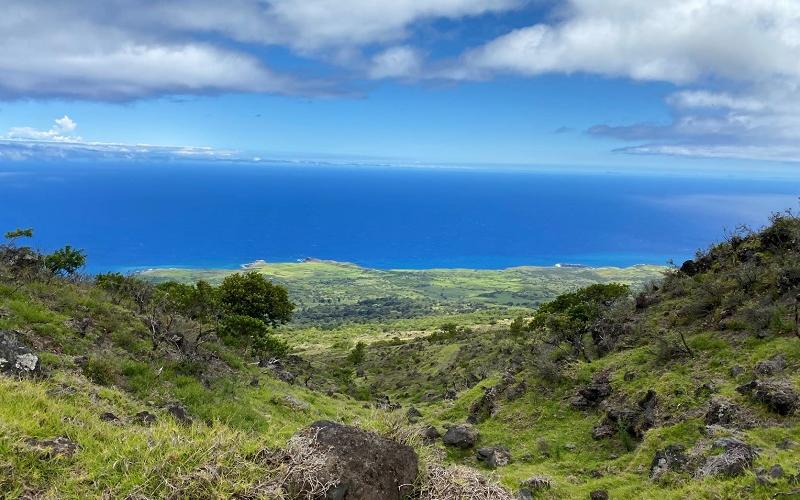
[2,215,800,498]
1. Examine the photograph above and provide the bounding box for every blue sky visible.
[2,1,800,170]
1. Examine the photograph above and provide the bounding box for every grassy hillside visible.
[3,215,800,498]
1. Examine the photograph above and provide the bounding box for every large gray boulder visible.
[289,420,418,500]
[0,330,39,376]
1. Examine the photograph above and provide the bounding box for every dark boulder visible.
[421,425,440,444]
[291,420,418,500]
[476,446,511,468]
[132,411,157,426]
[754,355,786,376]
[166,403,192,425]
[770,464,785,479]
[697,437,758,477]
[593,390,657,441]
[407,406,422,423]
[0,330,39,376]
[571,371,612,410]
[99,412,119,422]
[505,380,527,401]
[737,379,799,416]
[590,490,609,500]
[468,386,499,423]
[518,475,552,498]
[650,444,688,479]
[443,423,479,449]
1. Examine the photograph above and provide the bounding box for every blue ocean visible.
[1,161,799,273]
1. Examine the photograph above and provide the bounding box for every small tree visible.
[4,228,33,241]
[348,341,366,365]
[218,271,294,326]
[45,245,86,276]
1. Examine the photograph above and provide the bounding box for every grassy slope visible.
[5,228,800,498]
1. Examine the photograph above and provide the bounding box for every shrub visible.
[83,356,118,386]
[44,245,86,276]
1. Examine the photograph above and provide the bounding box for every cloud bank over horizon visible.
[3,1,800,163]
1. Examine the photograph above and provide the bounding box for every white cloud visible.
[0,0,520,100]
[6,115,80,142]
[369,46,423,79]
[454,0,800,84]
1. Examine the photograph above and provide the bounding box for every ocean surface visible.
[1,161,799,273]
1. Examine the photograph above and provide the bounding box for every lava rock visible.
[704,397,745,427]
[421,425,441,444]
[407,406,422,423]
[132,411,157,426]
[0,330,39,376]
[290,420,418,500]
[166,403,192,425]
[505,380,527,401]
[770,464,785,479]
[571,371,612,410]
[518,475,552,498]
[730,365,745,377]
[697,437,758,477]
[590,490,609,500]
[99,412,119,422]
[650,444,688,479]
[755,355,787,376]
[593,390,657,441]
[737,379,799,416]
[443,423,479,449]
[476,446,511,468]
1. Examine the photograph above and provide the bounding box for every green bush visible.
[83,356,118,386]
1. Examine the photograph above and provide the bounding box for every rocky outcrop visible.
[650,444,688,479]
[476,446,511,468]
[518,476,552,498]
[571,371,612,410]
[754,355,786,376]
[737,379,799,416]
[696,438,758,477]
[289,420,418,500]
[0,330,39,376]
[704,397,754,428]
[443,423,479,449]
[592,390,657,440]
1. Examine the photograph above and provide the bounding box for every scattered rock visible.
[73,355,88,367]
[696,437,758,477]
[704,397,752,428]
[65,317,92,335]
[730,365,745,377]
[737,379,799,416]
[290,420,418,500]
[505,380,527,401]
[25,436,78,457]
[132,411,157,426]
[278,395,309,411]
[778,438,794,450]
[166,403,192,425]
[443,389,457,400]
[476,446,511,468]
[650,444,688,479]
[518,475,552,498]
[421,425,440,444]
[99,412,119,422]
[262,358,295,384]
[623,371,636,382]
[754,355,786,376]
[770,464,785,479]
[590,490,609,500]
[468,386,500,423]
[694,382,718,398]
[0,330,40,376]
[407,406,422,423]
[443,423,479,449]
[593,390,657,441]
[571,371,612,410]
[250,377,259,387]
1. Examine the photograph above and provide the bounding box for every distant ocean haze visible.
[0,161,798,273]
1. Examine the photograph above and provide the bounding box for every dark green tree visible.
[44,245,86,276]
[218,272,294,326]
